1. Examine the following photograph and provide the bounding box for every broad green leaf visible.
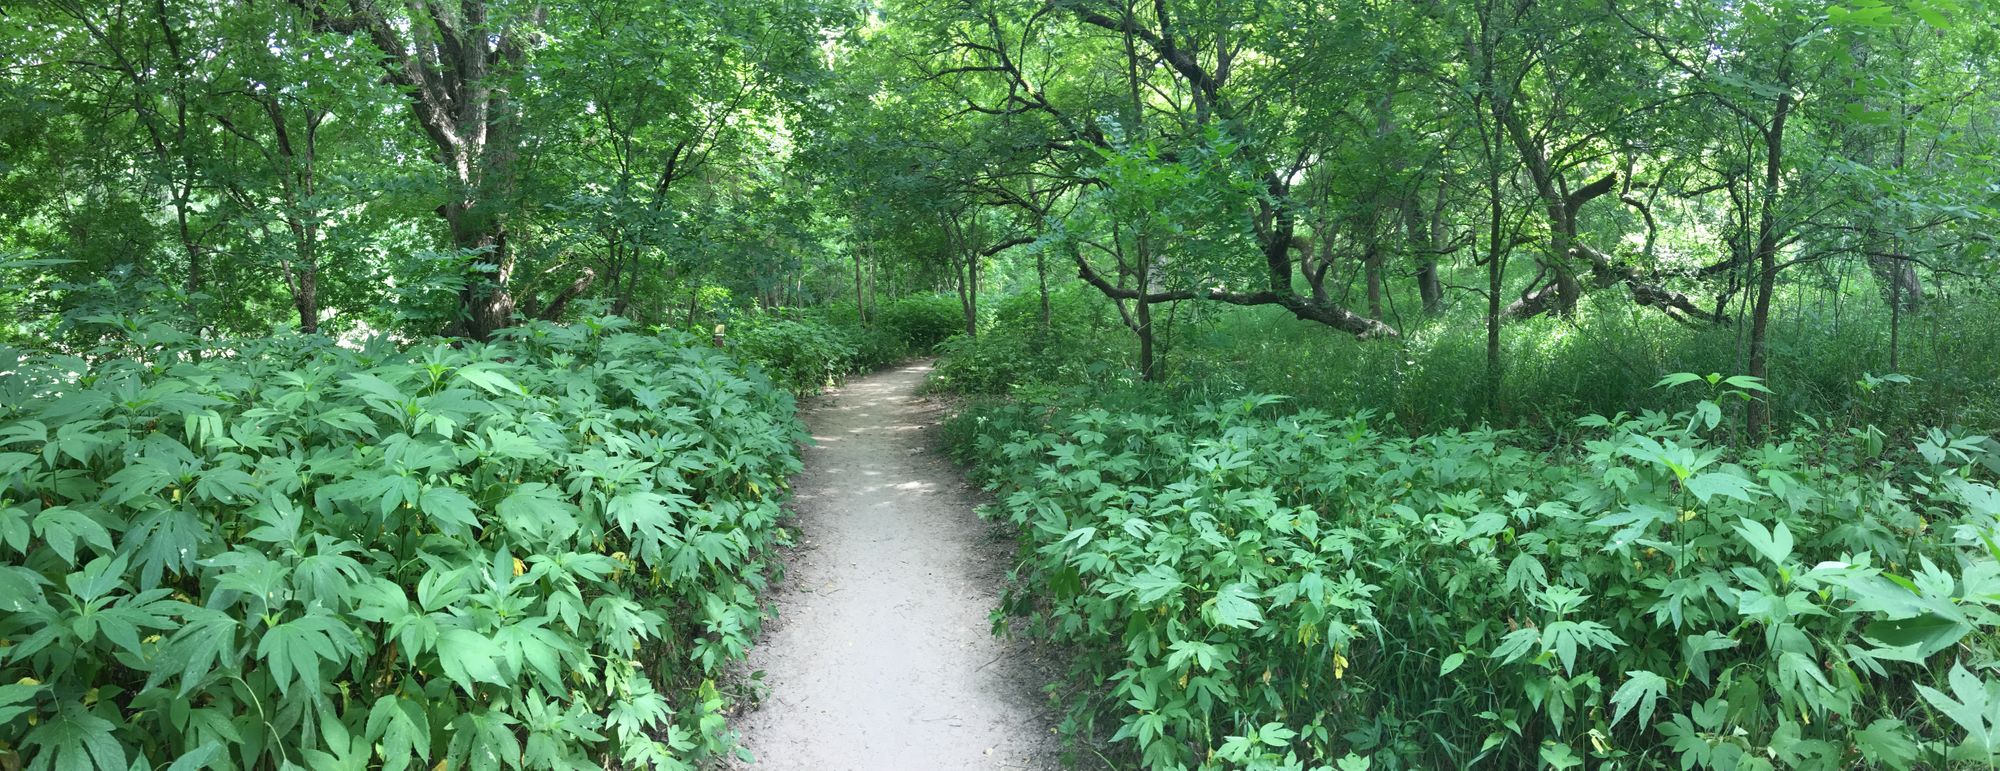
[437,628,507,693]
[21,700,125,771]
[1721,375,1772,393]
[1856,718,1919,767]
[1687,473,1760,504]
[1733,518,1793,566]
[34,506,113,565]
[1610,670,1668,727]
[257,614,356,696]
[164,742,225,771]
[0,681,45,725]
[1125,565,1183,605]
[419,486,480,536]
[1868,613,1972,658]
[455,365,526,397]
[1207,583,1264,630]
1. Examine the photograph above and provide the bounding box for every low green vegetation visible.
[948,373,2000,769]
[727,293,968,395]
[5,0,2000,768]
[0,317,803,769]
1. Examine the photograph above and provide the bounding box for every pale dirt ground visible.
[728,361,1062,771]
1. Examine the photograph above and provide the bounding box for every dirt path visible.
[732,361,1058,770]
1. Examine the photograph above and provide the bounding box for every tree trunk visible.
[331,0,536,340]
[290,223,320,333]
[853,247,868,325]
[1745,87,1794,441]
[1364,242,1385,320]
[1037,247,1052,328]
[1136,233,1158,381]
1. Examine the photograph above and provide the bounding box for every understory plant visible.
[0,315,805,769]
[949,376,2000,769]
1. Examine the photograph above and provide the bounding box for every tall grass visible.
[939,278,2000,436]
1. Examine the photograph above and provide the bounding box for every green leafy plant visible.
[949,377,2000,769]
[0,316,805,770]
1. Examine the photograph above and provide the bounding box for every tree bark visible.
[1745,80,1794,441]
[330,0,540,340]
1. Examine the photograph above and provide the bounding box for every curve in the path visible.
[732,361,1057,770]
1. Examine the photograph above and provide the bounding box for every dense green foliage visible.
[938,289,2000,435]
[5,0,2000,768]
[949,379,2000,769]
[0,318,803,769]
[724,293,968,395]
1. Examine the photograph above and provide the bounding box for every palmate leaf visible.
[1917,662,2000,754]
[162,742,224,771]
[1610,670,1669,727]
[1867,609,1972,658]
[419,486,480,536]
[437,628,509,694]
[126,507,208,590]
[34,506,114,565]
[1732,518,1794,566]
[151,610,241,697]
[256,613,359,696]
[0,565,48,612]
[1125,564,1184,605]
[21,700,125,771]
[1687,472,1761,504]
[366,695,433,771]
[455,364,527,397]
[1206,582,1265,630]
[0,503,30,554]
[0,681,45,725]
[1855,718,1919,768]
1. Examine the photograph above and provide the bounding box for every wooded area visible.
[3,0,1999,768]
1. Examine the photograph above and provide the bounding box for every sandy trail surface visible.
[732,361,1058,770]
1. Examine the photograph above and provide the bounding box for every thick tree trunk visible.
[443,204,518,339]
[330,0,536,340]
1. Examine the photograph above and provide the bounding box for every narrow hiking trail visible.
[732,361,1059,770]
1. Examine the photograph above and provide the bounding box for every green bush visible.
[873,294,965,353]
[0,316,804,770]
[727,314,859,395]
[928,286,1121,395]
[949,379,2000,770]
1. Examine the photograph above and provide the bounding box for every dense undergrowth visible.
[931,286,2000,437]
[947,378,2000,769]
[727,293,964,395]
[0,316,803,769]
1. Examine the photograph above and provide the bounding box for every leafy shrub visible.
[727,314,859,395]
[949,378,2000,769]
[928,286,1121,395]
[873,294,965,353]
[844,325,914,372]
[0,316,804,770]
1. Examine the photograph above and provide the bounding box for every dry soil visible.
[730,361,1060,770]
